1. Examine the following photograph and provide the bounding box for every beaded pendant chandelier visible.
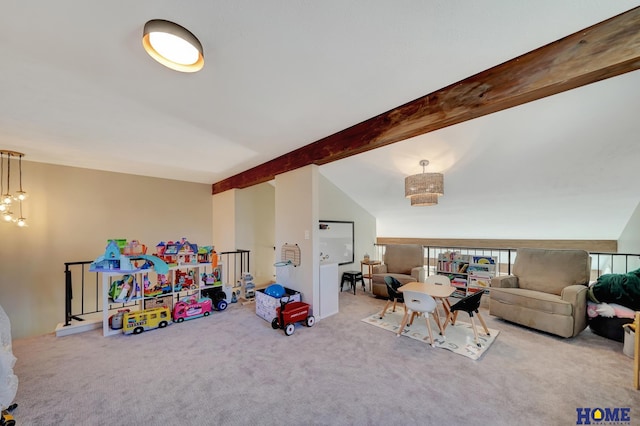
[0,150,28,226]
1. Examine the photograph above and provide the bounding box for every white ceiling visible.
[1,1,639,240]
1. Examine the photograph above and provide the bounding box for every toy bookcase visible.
[101,262,223,337]
[467,256,497,293]
[436,252,497,297]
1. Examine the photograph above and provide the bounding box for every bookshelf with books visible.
[436,252,469,297]
[436,252,497,297]
[467,255,497,294]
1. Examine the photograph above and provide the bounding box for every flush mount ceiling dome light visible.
[142,19,204,72]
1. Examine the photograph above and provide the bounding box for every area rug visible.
[361,309,500,360]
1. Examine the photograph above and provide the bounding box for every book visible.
[468,265,490,273]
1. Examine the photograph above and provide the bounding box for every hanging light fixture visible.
[405,160,444,206]
[0,150,28,227]
[410,193,439,206]
[142,19,204,73]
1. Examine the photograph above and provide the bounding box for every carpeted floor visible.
[9,290,640,425]
[361,309,500,360]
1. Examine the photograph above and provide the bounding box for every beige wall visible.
[235,183,275,286]
[212,189,237,252]
[0,161,213,339]
[212,184,276,287]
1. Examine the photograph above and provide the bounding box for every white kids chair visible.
[396,290,440,347]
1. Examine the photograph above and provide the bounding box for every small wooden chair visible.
[445,290,490,347]
[379,276,405,319]
[397,290,440,346]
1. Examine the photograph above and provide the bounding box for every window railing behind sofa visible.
[589,252,640,279]
[373,244,515,277]
[373,243,640,281]
[63,250,250,327]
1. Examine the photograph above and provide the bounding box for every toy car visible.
[0,403,17,426]
[201,285,233,311]
[271,297,315,336]
[175,269,196,289]
[123,307,171,335]
[172,296,213,322]
[108,308,130,330]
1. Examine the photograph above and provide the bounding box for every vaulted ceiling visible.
[1,2,639,239]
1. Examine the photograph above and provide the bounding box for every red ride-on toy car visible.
[271,297,315,336]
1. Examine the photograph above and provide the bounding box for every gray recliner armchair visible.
[371,244,425,298]
[490,248,591,338]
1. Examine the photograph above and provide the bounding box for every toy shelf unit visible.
[437,252,470,297]
[436,252,497,297]
[101,262,223,337]
[467,256,497,294]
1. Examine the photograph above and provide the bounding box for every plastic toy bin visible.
[255,287,301,322]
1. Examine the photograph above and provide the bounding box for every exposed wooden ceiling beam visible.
[213,6,640,194]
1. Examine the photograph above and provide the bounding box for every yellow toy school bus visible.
[122,306,171,335]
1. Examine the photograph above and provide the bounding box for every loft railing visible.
[220,249,251,286]
[589,251,640,277]
[64,260,99,325]
[63,249,250,327]
[373,244,515,276]
[373,243,640,280]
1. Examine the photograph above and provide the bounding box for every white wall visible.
[618,201,640,253]
[269,167,377,320]
[274,165,319,313]
[0,161,213,339]
[319,173,377,276]
[211,169,377,319]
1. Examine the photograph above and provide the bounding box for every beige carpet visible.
[362,309,499,360]
[9,291,640,425]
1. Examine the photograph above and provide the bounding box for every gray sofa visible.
[371,244,425,298]
[489,248,591,338]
